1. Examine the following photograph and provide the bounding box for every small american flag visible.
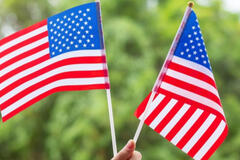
[135,8,228,160]
[0,2,109,122]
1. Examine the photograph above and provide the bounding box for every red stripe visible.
[168,62,217,88]
[201,124,228,160]
[188,117,221,157]
[154,101,184,133]
[1,70,107,109]
[176,111,210,149]
[144,96,171,126]
[165,105,197,141]
[158,88,226,121]
[0,42,49,71]
[0,54,49,84]
[0,56,106,99]
[0,20,47,46]
[0,31,48,58]
[2,84,107,122]
[135,92,152,118]
[163,75,221,106]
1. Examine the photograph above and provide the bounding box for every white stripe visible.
[0,63,104,103]
[0,37,49,65]
[182,114,216,153]
[139,93,165,120]
[0,48,49,77]
[166,69,219,97]
[172,56,214,80]
[160,104,190,137]
[0,25,47,52]
[0,50,104,90]
[1,77,106,117]
[193,121,226,160]
[149,99,178,129]
[171,108,203,145]
[160,82,224,116]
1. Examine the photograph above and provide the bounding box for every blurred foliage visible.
[0,0,240,159]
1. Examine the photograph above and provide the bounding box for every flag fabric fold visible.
[135,7,228,160]
[0,2,109,122]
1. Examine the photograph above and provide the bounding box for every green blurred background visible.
[0,0,239,159]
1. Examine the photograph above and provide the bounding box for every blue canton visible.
[47,2,103,58]
[174,10,211,71]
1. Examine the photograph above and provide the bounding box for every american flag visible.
[0,2,109,122]
[135,8,228,160]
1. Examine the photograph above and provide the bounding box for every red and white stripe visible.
[0,20,108,121]
[135,55,228,160]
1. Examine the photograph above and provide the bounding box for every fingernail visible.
[126,140,135,150]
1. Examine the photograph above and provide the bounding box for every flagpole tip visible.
[188,1,194,8]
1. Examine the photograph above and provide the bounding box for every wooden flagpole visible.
[95,0,117,156]
[133,1,194,143]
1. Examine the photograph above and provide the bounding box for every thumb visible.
[112,140,135,160]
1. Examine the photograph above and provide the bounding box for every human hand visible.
[111,140,142,160]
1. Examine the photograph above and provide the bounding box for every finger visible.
[129,151,142,160]
[112,140,135,160]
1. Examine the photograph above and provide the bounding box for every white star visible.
[52,52,55,55]
[61,28,64,31]
[186,48,189,52]
[76,23,80,26]
[51,44,54,47]
[198,25,200,28]
[184,43,187,46]
[188,54,191,58]
[58,33,61,37]
[203,60,207,64]
[88,17,91,21]
[193,51,197,55]
[59,49,62,52]
[192,45,195,49]
[80,18,83,21]
[57,18,60,22]
[77,31,81,35]
[68,18,71,21]
[85,30,89,34]
[50,29,53,32]
[73,28,76,31]
[50,21,53,24]
[82,35,86,38]
[78,10,82,14]
[54,31,57,34]
[51,36,54,40]
[63,15,67,19]
[89,26,92,29]
[71,13,74,16]
[201,55,205,58]
[188,34,191,38]
[180,52,184,55]
[75,44,78,48]
[72,20,75,24]
[86,8,90,12]
[70,41,74,45]
[87,39,90,43]
[63,43,66,47]
[65,30,68,34]
[68,25,72,29]
[54,38,58,42]
[199,49,203,52]
[190,40,193,43]
[78,40,82,43]
[90,35,94,38]
[75,15,79,19]
[67,46,70,50]
[84,21,88,25]
[55,46,58,49]
[64,23,68,26]
[197,43,201,46]
[83,13,86,16]
[66,38,69,42]
[195,57,199,60]
[83,44,87,47]
[192,26,195,30]
[81,26,84,30]
[74,36,77,40]
[58,41,62,44]
[53,23,56,27]
[91,44,95,47]
[196,37,199,41]
[194,32,197,35]
[60,21,63,24]
[57,26,60,29]
[69,33,72,36]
